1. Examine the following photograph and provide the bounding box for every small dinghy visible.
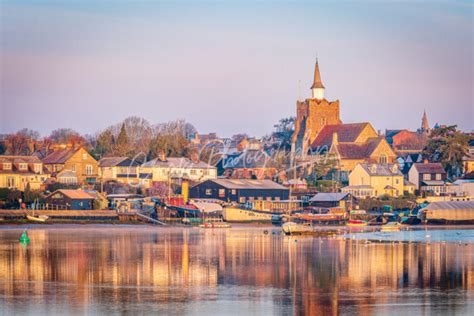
[26,215,49,222]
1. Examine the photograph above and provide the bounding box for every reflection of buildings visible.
[0,228,473,314]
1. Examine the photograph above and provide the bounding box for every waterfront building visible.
[308,192,355,209]
[99,157,140,185]
[189,179,289,203]
[408,162,447,195]
[0,155,49,191]
[42,147,98,185]
[342,163,404,198]
[45,189,96,210]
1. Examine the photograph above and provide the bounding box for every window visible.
[423,174,430,181]
[203,170,209,175]
[85,165,93,175]
[72,164,76,172]
[320,117,327,125]
[395,179,399,185]
[205,189,212,195]
[82,153,88,160]
[218,189,225,197]
[190,169,197,175]
[436,173,441,180]
[34,164,42,173]
[7,177,15,188]
[19,163,27,171]
[379,154,387,164]
[231,189,237,195]
[3,163,12,170]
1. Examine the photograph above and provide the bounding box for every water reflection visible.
[0,226,473,315]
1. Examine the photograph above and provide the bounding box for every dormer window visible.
[3,163,12,170]
[370,164,377,173]
[34,164,42,173]
[390,164,398,173]
[19,163,28,171]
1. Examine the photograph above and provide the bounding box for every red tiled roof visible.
[335,137,384,159]
[42,148,78,164]
[413,163,446,174]
[311,123,372,148]
[47,189,95,200]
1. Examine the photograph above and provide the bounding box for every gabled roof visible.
[46,189,94,200]
[335,137,387,160]
[312,123,373,148]
[412,163,446,174]
[42,148,78,164]
[358,163,402,176]
[197,179,288,190]
[309,192,350,202]
[99,157,140,167]
[424,201,474,211]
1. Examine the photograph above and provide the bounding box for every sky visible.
[1,0,473,138]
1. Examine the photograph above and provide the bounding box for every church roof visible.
[334,137,385,159]
[311,123,372,149]
[310,60,325,89]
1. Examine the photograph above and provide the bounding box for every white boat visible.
[26,215,49,222]
[223,206,281,223]
[282,222,313,235]
[380,222,401,232]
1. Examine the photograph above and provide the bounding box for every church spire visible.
[311,59,325,100]
[421,110,429,131]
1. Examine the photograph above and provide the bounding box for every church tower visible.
[420,110,430,135]
[291,59,341,155]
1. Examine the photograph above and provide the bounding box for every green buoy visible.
[19,230,30,244]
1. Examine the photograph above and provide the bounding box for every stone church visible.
[291,60,341,155]
[291,60,396,177]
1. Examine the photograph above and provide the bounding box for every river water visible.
[0,225,473,315]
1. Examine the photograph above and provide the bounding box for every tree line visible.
[0,116,197,161]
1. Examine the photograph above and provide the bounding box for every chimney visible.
[332,132,338,145]
[159,150,166,161]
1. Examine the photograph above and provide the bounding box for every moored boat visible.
[282,222,313,235]
[380,221,401,232]
[26,215,49,222]
[346,219,368,227]
[223,206,283,223]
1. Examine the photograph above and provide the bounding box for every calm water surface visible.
[0,225,473,315]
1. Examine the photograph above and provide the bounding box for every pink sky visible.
[1,1,473,137]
